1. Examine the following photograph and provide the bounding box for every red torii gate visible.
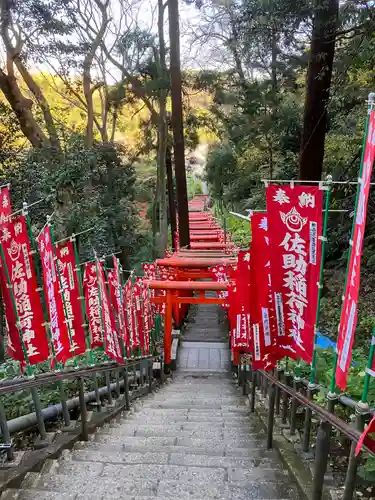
[190,234,220,242]
[146,280,229,370]
[190,241,231,250]
[155,255,235,326]
[156,256,236,277]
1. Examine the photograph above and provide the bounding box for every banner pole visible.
[71,235,94,365]
[22,203,59,370]
[310,176,333,384]
[49,221,77,367]
[329,95,374,394]
[0,244,33,376]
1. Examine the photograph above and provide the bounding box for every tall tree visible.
[298,0,339,180]
[169,0,190,248]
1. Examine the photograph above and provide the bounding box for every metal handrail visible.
[0,355,156,396]
[238,366,375,500]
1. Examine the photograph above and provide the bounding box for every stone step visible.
[139,403,248,411]
[97,421,264,438]
[71,448,280,469]
[125,414,255,425]
[168,452,282,469]
[156,479,300,499]
[97,426,263,443]
[19,467,299,500]
[1,490,79,500]
[1,303,301,500]
[75,439,267,458]
[1,489,298,500]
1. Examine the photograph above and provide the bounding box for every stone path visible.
[2,304,301,500]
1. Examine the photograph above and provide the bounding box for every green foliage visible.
[0,135,145,268]
[214,204,251,248]
[187,176,203,199]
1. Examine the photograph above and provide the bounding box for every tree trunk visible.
[168,0,190,248]
[157,0,168,255]
[228,8,246,87]
[298,0,339,181]
[83,0,108,148]
[166,144,177,249]
[157,100,168,254]
[0,68,48,148]
[110,105,119,142]
[152,161,160,250]
[15,59,60,150]
[271,26,277,92]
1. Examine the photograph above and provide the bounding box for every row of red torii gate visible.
[145,183,366,395]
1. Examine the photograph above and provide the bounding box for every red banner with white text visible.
[209,265,232,309]
[83,262,103,349]
[37,226,72,363]
[337,110,375,390]
[123,278,138,350]
[266,184,323,363]
[250,213,276,369]
[0,187,21,361]
[56,241,86,356]
[1,216,49,364]
[97,261,123,363]
[230,249,252,352]
[107,265,123,338]
[142,283,151,353]
[134,278,147,353]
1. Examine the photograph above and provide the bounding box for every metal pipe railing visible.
[236,364,375,500]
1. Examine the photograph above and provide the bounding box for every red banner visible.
[37,225,72,363]
[266,184,323,363]
[83,262,103,349]
[250,213,276,369]
[134,278,146,353]
[56,241,86,356]
[0,187,10,224]
[355,413,375,456]
[0,187,21,361]
[174,231,179,251]
[97,261,123,363]
[142,282,151,354]
[337,110,375,390]
[210,265,231,309]
[230,250,251,352]
[1,216,49,364]
[107,264,123,337]
[142,263,156,280]
[123,278,138,350]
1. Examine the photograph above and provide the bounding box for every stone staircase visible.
[1,304,301,500]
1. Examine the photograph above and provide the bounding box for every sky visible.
[0,0,229,81]
[117,0,228,71]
